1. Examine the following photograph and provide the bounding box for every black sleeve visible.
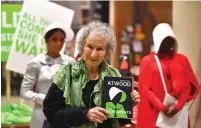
[118,119,132,126]
[43,83,90,128]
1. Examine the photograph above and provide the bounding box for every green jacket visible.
[53,58,122,128]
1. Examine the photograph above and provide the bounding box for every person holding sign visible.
[20,24,75,128]
[43,21,140,128]
[137,23,200,128]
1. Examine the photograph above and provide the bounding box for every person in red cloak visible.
[137,23,200,128]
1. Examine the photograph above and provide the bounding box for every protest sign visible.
[6,0,74,74]
[1,4,22,62]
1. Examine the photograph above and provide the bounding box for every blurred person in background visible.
[43,21,140,128]
[137,23,200,128]
[20,24,75,128]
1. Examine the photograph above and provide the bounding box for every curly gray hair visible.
[75,21,117,56]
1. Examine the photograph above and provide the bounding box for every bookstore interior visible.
[1,1,201,128]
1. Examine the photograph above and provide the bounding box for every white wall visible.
[173,2,201,128]
[52,1,81,29]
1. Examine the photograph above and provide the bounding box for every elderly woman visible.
[43,21,140,128]
[20,24,75,128]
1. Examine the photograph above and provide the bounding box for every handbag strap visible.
[154,55,168,93]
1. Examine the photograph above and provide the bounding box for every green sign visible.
[1,4,22,62]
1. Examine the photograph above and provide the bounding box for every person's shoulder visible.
[140,52,154,63]
[60,54,76,64]
[58,64,69,73]
[106,64,121,77]
[175,53,187,58]
[26,54,44,68]
[53,64,69,90]
[54,64,69,80]
[174,53,189,62]
[107,64,118,71]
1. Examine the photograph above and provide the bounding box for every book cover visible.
[103,76,133,119]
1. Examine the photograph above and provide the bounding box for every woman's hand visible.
[87,107,108,123]
[165,105,179,117]
[131,90,140,106]
[163,105,170,115]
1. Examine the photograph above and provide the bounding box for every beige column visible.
[173,1,201,128]
[109,1,133,68]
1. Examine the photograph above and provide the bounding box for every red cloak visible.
[137,52,200,128]
[137,23,200,128]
